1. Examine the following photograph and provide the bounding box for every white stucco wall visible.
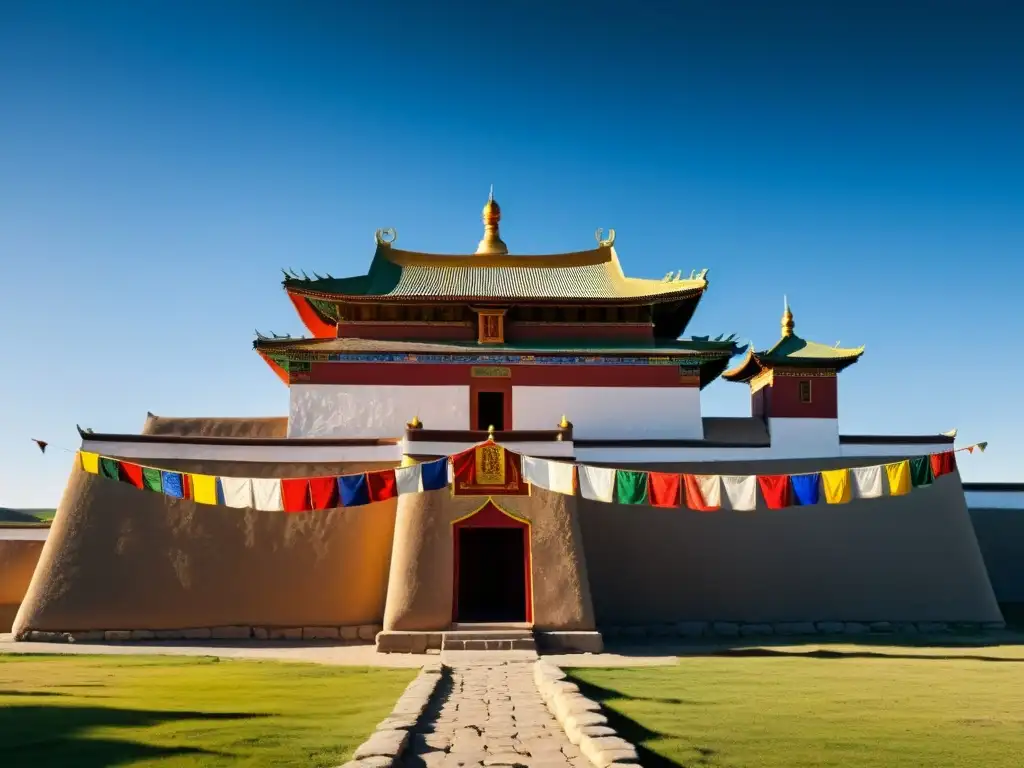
[512,386,703,439]
[288,384,469,438]
[766,417,840,458]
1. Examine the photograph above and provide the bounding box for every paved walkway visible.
[404,658,586,767]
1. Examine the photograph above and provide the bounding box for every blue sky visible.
[1,1,1021,506]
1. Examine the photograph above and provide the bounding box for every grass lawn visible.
[0,654,415,767]
[569,643,1024,768]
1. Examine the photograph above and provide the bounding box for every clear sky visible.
[1,1,1022,507]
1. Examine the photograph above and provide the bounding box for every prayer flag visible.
[99,457,120,480]
[309,476,338,509]
[791,473,820,506]
[368,469,398,502]
[252,478,283,511]
[161,471,185,499]
[930,451,957,478]
[821,469,851,504]
[395,463,422,495]
[118,462,145,489]
[281,478,311,512]
[885,461,911,496]
[722,475,757,511]
[976,441,988,453]
[142,466,162,493]
[220,477,254,508]
[338,474,370,507]
[683,474,720,511]
[420,457,449,492]
[32,439,48,454]
[851,465,884,499]
[190,474,219,505]
[648,472,682,508]
[578,465,616,503]
[450,443,525,495]
[910,456,933,488]
[80,451,100,474]
[614,470,649,505]
[521,457,576,495]
[757,475,792,509]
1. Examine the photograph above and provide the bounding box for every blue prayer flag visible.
[161,471,184,499]
[420,458,449,492]
[791,473,821,506]
[338,474,370,507]
[215,478,226,506]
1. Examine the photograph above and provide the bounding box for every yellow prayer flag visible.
[190,473,218,505]
[885,460,911,496]
[80,451,100,474]
[821,469,851,504]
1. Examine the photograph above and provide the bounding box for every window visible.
[478,311,504,343]
[476,391,505,430]
[799,380,812,403]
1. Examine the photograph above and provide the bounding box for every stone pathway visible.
[403,659,587,767]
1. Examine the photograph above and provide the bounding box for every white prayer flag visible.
[578,465,616,503]
[252,478,283,511]
[693,474,722,509]
[721,475,757,511]
[521,456,576,495]
[851,465,885,499]
[395,464,422,495]
[219,477,254,509]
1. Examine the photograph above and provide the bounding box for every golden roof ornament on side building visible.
[475,186,509,255]
[781,295,795,338]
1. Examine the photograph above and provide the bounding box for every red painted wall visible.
[335,322,477,341]
[758,375,838,419]
[333,321,653,343]
[307,362,700,387]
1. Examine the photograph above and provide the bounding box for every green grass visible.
[0,654,415,767]
[569,644,1024,768]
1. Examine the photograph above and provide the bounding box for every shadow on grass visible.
[707,647,1024,663]
[570,677,696,768]
[0,703,268,767]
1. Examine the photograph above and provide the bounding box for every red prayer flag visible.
[118,461,145,489]
[648,472,682,508]
[367,469,398,502]
[683,474,719,512]
[181,473,192,500]
[757,474,792,509]
[930,451,957,478]
[309,477,338,510]
[281,478,311,512]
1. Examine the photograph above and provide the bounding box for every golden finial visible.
[487,424,496,438]
[475,187,509,255]
[406,415,422,429]
[781,296,795,338]
[559,414,570,428]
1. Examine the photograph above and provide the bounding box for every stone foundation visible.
[600,620,1008,640]
[16,624,384,644]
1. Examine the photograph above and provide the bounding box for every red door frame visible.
[469,377,513,431]
[451,501,533,624]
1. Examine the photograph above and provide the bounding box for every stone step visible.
[441,635,536,652]
[442,629,535,642]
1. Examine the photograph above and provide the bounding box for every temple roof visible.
[723,300,864,383]
[283,242,706,303]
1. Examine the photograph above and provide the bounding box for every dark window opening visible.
[477,391,505,430]
[456,528,527,623]
[799,380,812,403]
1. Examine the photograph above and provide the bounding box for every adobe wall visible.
[968,508,1024,604]
[0,538,45,632]
[14,458,398,637]
[383,487,595,632]
[577,456,1002,626]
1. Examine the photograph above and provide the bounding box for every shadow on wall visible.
[0,703,265,767]
[0,539,46,632]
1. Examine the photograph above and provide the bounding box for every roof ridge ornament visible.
[782,295,795,337]
[375,228,397,246]
[595,228,616,247]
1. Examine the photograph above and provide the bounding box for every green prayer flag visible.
[142,467,162,493]
[909,456,933,488]
[99,457,120,480]
[614,470,649,505]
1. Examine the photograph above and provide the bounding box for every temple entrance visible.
[476,391,505,430]
[452,502,532,624]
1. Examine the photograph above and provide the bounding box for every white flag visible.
[252,478,283,512]
[851,465,885,499]
[522,456,576,495]
[578,465,616,503]
[721,475,757,511]
[395,464,422,495]
[219,477,254,509]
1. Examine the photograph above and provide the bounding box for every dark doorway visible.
[476,391,505,430]
[455,528,527,623]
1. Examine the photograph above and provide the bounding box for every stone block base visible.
[535,631,604,654]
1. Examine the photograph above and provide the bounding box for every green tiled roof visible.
[723,333,864,382]
[283,244,706,302]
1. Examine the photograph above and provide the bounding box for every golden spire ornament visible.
[781,296,795,338]
[475,186,509,255]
